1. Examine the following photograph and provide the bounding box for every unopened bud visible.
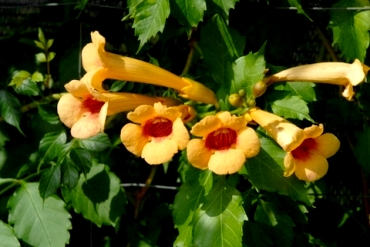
[228,94,244,107]
[238,89,246,97]
[252,81,267,98]
[247,99,256,107]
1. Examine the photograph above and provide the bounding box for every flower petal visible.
[127,105,156,124]
[294,153,328,182]
[154,103,181,122]
[236,127,260,158]
[64,79,89,98]
[190,115,221,137]
[57,94,83,128]
[303,124,323,139]
[171,118,190,150]
[186,139,211,170]
[208,149,246,175]
[141,139,178,165]
[180,77,219,107]
[313,133,340,158]
[217,111,247,131]
[283,153,296,177]
[71,113,101,139]
[120,123,149,156]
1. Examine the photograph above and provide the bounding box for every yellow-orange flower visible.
[263,59,369,100]
[247,108,340,182]
[120,102,190,165]
[57,77,179,139]
[82,31,219,107]
[186,112,260,175]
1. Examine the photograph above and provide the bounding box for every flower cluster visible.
[57,31,368,181]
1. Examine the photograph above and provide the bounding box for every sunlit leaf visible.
[131,0,170,51]
[330,0,370,62]
[46,39,54,49]
[0,90,24,135]
[246,137,311,205]
[62,163,126,227]
[8,182,71,247]
[37,28,46,45]
[0,221,20,247]
[47,52,56,62]
[267,95,314,122]
[8,70,30,87]
[34,40,45,49]
[14,79,40,96]
[193,178,247,247]
[69,148,92,175]
[35,52,47,63]
[173,169,213,247]
[39,164,61,199]
[77,133,112,152]
[31,71,44,82]
[172,0,206,36]
[211,0,239,17]
[39,131,67,163]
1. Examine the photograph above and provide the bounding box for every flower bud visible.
[228,93,244,107]
[253,81,267,98]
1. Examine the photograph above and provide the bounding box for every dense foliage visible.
[1,0,370,246]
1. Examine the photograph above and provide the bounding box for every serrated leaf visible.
[36,52,47,63]
[199,14,245,86]
[211,0,239,17]
[287,0,312,21]
[47,52,56,62]
[69,148,92,175]
[9,70,31,87]
[172,0,206,35]
[193,178,247,247]
[38,104,60,124]
[268,95,314,122]
[8,182,71,247]
[39,164,61,199]
[46,39,54,49]
[39,131,67,163]
[173,169,213,247]
[31,71,44,82]
[61,157,79,189]
[62,163,126,227]
[131,0,170,51]
[77,133,112,152]
[330,0,370,62]
[231,43,266,101]
[246,137,311,205]
[273,82,316,102]
[0,90,24,135]
[0,221,20,247]
[14,79,40,96]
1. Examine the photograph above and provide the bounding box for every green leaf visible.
[0,90,24,135]
[173,169,213,247]
[34,40,45,49]
[199,14,245,86]
[231,43,266,101]
[38,104,60,124]
[46,39,54,49]
[131,0,170,51]
[8,182,71,247]
[31,71,44,82]
[8,70,31,87]
[211,0,239,17]
[35,52,47,63]
[355,127,370,176]
[109,80,126,92]
[47,52,56,62]
[193,178,247,247]
[39,164,61,199]
[39,131,67,164]
[0,221,20,247]
[14,79,40,96]
[38,28,46,45]
[267,95,314,122]
[62,163,126,227]
[287,0,312,21]
[77,133,112,152]
[273,82,316,102]
[246,137,311,205]
[61,156,79,190]
[172,0,206,36]
[69,148,92,175]
[330,0,370,62]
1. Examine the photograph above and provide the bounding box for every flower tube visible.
[120,102,190,165]
[247,108,340,182]
[57,78,178,139]
[82,31,218,107]
[186,111,260,175]
[264,59,369,100]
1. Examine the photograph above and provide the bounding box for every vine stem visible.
[134,165,158,219]
[180,28,198,77]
